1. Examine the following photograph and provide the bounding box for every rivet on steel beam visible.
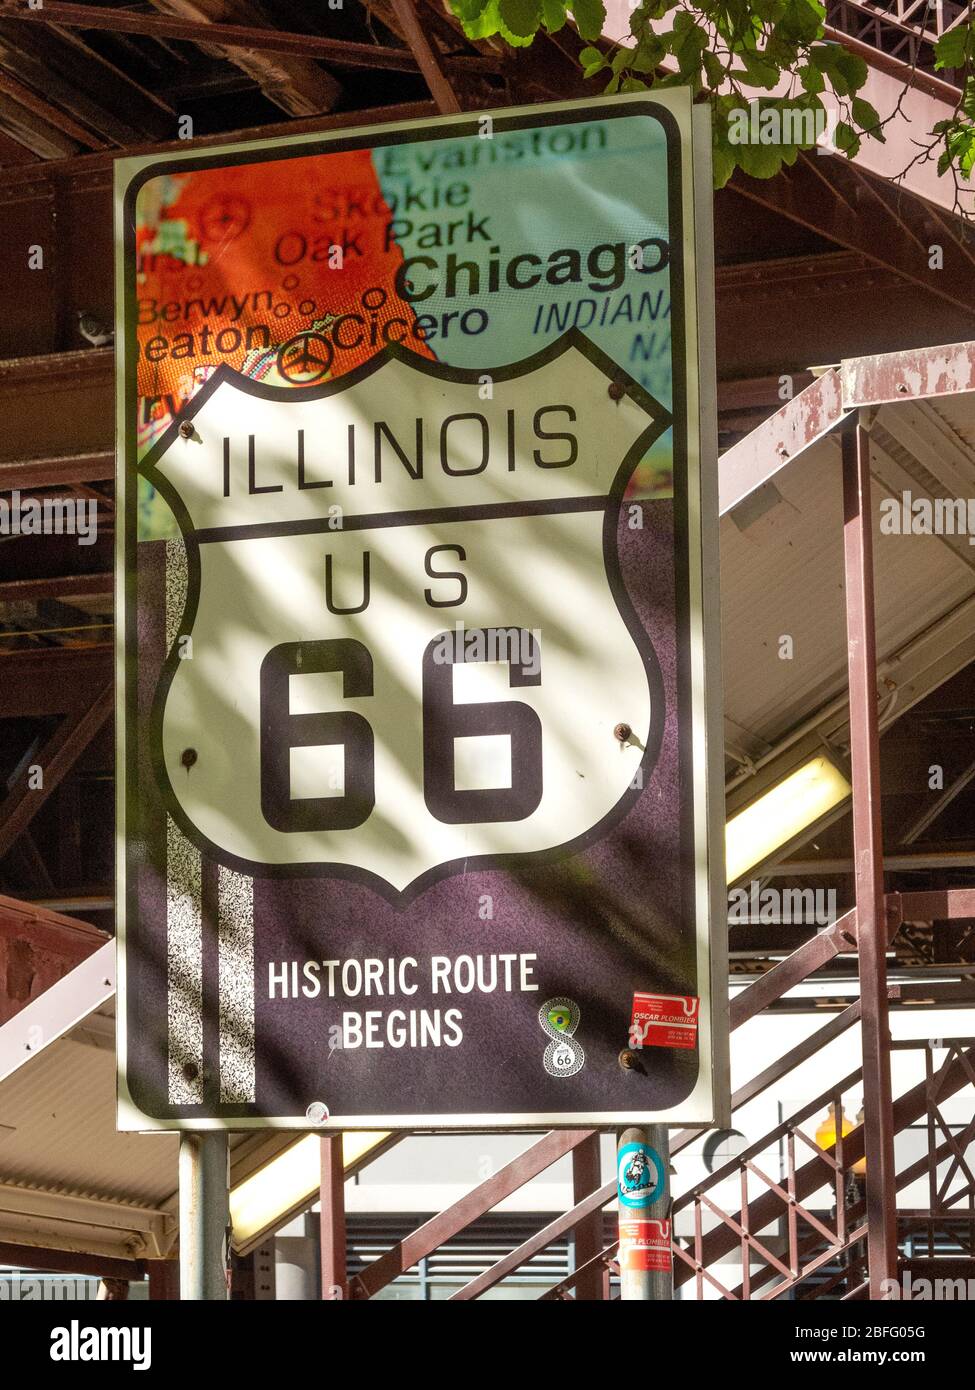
[181,748,198,769]
[608,381,625,401]
[896,383,908,393]
[178,420,195,439]
[614,722,633,744]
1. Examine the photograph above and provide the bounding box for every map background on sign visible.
[134,114,674,543]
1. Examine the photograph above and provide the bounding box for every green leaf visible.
[851,95,884,141]
[797,62,824,94]
[621,75,649,91]
[740,51,781,89]
[934,24,971,72]
[673,21,707,77]
[834,120,861,157]
[835,50,868,95]
[777,0,825,45]
[631,35,665,71]
[450,0,493,20]
[629,0,669,36]
[611,46,631,73]
[736,140,785,179]
[963,76,975,119]
[938,148,953,176]
[540,0,567,29]
[703,50,725,88]
[570,0,606,41]
[808,42,840,73]
[498,0,541,37]
[711,139,738,190]
[451,0,503,39]
[751,0,786,21]
[604,72,621,93]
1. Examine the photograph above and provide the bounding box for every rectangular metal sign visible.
[115,92,726,1130]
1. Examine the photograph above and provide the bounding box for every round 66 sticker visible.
[617,1142,665,1209]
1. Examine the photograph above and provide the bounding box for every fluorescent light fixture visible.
[725,755,851,884]
[231,1130,388,1250]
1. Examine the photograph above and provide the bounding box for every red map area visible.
[134,146,434,437]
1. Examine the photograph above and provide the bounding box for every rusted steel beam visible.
[0,1241,140,1280]
[538,1243,619,1301]
[842,420,898,1295]
[390,0,462,114]
[718,369,847,517]
[0,1,496,73]
[449,1176,615,1301]
[729,908,857,1030]
[842,338,975,408]
[0,683,112,860]
[319,1134,347,1300]
[146,1259,179,1299]
[0,573,112,604]
[570,1131,605,1300]
[894,888,975,922]
[352,1129,593,1299]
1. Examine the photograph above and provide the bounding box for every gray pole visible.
[618,1124,672,1301]
[179,1132,230,1300]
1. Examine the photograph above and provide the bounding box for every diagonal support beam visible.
[351,1129,592,1298]
[390,0,462,114]
[0,683,112,862]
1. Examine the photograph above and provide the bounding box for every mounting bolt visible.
[608,380,625,401]
[618,1048,638,1070]
[178,420,195,439]
[181,747,198,769]
[614,722,632,744]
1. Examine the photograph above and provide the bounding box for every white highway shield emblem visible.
[146,332,668,897]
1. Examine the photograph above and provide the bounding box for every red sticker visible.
[619,1217,671,1273]
[629,992,699,1050]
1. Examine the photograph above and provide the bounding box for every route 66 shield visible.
[147,333,666,897]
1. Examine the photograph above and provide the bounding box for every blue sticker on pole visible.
[617,1142,665,1209]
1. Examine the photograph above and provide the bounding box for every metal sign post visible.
[617,1125,672,1300]
[114,94,724,1144]
[178,1131,230,1300]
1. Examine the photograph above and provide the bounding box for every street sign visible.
[115,92,726,1129]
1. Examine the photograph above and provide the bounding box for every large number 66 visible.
[259,631,543,832]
